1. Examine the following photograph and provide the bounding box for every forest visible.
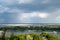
[0,26,60,31]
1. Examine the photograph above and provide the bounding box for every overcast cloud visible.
[0,0,60,23]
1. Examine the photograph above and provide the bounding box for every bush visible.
[10,33,15,40]
[40,32,60,40]
[26,34,33,40]
[33,34,40,40]
[1,31,60,40]
[18,35,26,40]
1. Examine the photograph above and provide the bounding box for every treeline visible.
[0,26,60,31]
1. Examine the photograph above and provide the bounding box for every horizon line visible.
[0,23,60,24]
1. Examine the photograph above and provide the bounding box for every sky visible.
[0,0,60,23]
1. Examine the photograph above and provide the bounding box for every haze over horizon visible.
[0,0,60,23]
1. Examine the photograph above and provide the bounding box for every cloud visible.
[18,12,49,23]
[56,16,60,22]
[0,5,9,13]
[38,13,48,18]
[0,0,34,6]
[7,8,23,13]
[0,5,24,14]
[0,19,4,23]
[54,9,60,22]
[17,0,34,4]
[0,0,60,23]
[41,0,49,4]
[44,8,60,23]
[0,0,17,6]
[0,0,60,12]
